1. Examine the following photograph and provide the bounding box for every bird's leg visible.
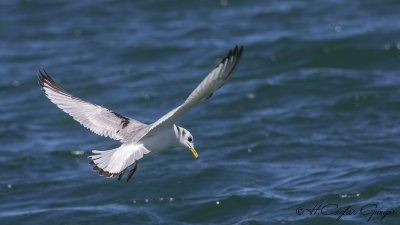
[118,169,126,181]
[126,161,138,182]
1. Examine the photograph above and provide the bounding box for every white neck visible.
[174,124,186,148]
[141,125,181,153]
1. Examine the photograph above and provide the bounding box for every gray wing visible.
[38,71,147,143]
[143,45,243,138]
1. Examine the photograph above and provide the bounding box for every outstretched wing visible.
[38,70,147,142]
[143,45,243,138]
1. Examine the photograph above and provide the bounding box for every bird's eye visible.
[188,137,192,142]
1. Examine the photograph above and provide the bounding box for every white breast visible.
[140,126,179,154]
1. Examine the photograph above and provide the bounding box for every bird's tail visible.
[88,144,150,178]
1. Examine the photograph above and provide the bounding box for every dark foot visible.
[118,169,126,181]
[126,161,138,182]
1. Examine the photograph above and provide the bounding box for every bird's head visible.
[175,126,198,159]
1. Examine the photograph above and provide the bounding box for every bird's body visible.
[141,125,180,154]
[38,46,243,181]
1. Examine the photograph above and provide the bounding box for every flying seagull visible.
[38,45,244,182]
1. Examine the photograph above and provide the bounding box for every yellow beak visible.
[190,147,198,159]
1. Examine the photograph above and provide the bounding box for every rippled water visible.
[1,1,400,224]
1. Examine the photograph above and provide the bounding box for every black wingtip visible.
[234,45,244,58]
[37,69,45,87]
[238,45,244,55]
[37,69,52,89]
[37,69,71,95]
[37,68,49,78]
[219,45,244,66]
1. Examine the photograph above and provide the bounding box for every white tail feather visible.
[89,144,150,174]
